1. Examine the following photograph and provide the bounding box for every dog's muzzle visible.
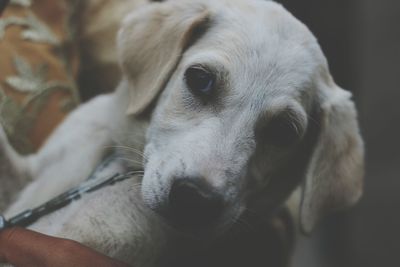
[161,177,224,230]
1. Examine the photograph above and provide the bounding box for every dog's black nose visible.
[168,178,223,228]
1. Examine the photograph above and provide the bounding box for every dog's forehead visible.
[188,0,321,110]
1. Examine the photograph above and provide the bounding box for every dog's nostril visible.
[168,178,223,228]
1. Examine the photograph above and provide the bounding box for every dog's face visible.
[117,0,364,236]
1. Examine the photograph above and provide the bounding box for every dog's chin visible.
[167,222,219,239]
[153,207,243,241]
[161,218,233,241]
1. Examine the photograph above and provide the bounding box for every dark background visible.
[276,0,400,267]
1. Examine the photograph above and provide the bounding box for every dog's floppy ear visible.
[117,1,211,115]
[299,74,364,234]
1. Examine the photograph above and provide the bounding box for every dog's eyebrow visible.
[264,104,309,135]
[284,108,308,135]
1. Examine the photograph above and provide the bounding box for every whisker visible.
[116,157,144,166]
[112,145,146,155]
[105,145,148,160]
[113,135,146,147]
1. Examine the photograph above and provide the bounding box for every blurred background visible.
[277,0,400,267]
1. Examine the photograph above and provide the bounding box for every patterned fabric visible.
[0,0,80,154]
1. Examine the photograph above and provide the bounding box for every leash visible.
[0,155,141,231]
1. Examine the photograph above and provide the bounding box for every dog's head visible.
[116,0,364,236]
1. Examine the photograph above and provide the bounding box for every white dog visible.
[0,0,364,266]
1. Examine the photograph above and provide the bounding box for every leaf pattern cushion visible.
[0,0,80,154]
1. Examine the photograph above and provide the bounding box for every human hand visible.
[0,227,130,267]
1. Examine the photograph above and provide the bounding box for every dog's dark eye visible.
[266,116,301,147]
[185,66,215,96]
